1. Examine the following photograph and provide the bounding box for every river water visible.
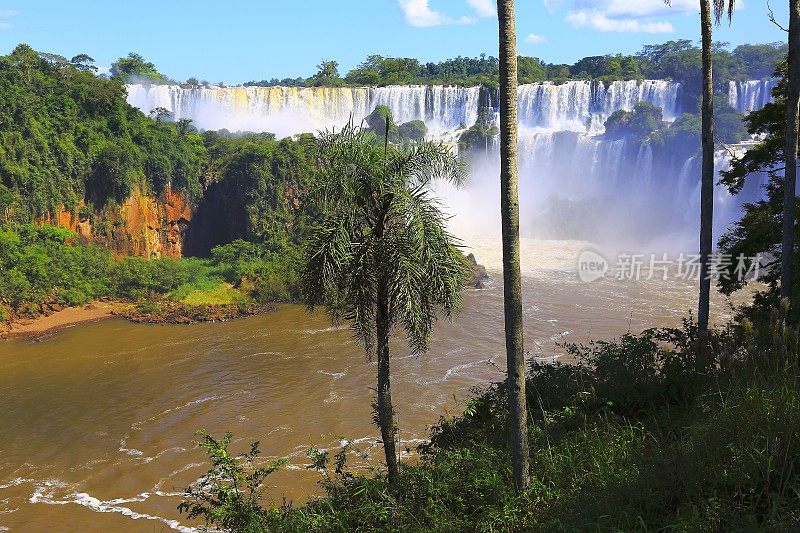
[0,237,745,532]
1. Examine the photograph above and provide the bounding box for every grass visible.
[172,279,245,306]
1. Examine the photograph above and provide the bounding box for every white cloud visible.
[466,0,495,17]
[566,10,673,33]
[573,0,694,18]
[524,33,547,44]
[559,0,745,34]
[397,0,476,27]
[0,9,17,30]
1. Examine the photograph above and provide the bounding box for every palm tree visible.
[690,0,736,333]
[783,1,800,304]
[496,0,529,490]
[301,122,469,485]
[697,0,715,333]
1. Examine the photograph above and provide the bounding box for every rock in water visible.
[465,253,489,288]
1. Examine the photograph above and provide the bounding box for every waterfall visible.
[126,80,679,138]
[125,84,481,138]
[515,80,681,134]
[125,80,763,248]
[728,79,778,113]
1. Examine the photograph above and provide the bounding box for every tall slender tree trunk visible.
[375,283,399,484]
[698,0,715,333]
[782,0,800,303]
[497,0,529,491]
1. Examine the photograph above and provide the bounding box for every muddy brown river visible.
[0,238,745,532]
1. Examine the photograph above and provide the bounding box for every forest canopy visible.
[240,40,787,91]
[0,44,205,221]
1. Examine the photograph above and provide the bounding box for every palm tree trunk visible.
[376,282,399,484]
[698,0,714,333]
[497,0,530,491]
[782,0,800,303]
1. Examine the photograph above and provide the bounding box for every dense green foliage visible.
[0,224,297,321]
[717,62,800,314]
[0,224,112,311]
[603,101,665,140]
[361,107,429,144]
[196,130,316,256]
[308,61,345,88]
[242,41,785,91]
[713,94,750,144]
[0,45,205,221]
[607,97,746,159]
[650,112,700,147]
[458,107,499,154]
[396,120,427,142]
[183,308,800,531]
[110,52,171,83]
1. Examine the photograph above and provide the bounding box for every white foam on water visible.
[27,479,199,533]
[68,492,198,533]
[0,478,33,491]
[317,370,347,379]
[118,438,144,457]
[302,326,341,334]
[29,479,71,505]
[420,358,496,385]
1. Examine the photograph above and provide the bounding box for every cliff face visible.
[47,187,192,258]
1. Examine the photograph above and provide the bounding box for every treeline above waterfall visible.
[105,42,786,111]
[234,40,784,112]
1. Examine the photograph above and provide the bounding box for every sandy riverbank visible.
[0,301,131,340]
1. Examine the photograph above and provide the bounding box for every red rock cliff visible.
[45,187,192,258]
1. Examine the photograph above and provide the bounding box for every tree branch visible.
[768,0,789,32]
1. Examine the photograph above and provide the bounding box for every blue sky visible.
[0,1,789,84]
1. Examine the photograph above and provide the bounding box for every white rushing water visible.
[126,80,680,138]
[126,79,766,249]
[517,80,680,133]
[728,79,778,113]
[125,84,483,138]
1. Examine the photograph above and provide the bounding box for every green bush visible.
[397,120,427,142]
[178,431,287,533]
[0,224,112,309]
[604,101,665,140]
[209,240,300,303]
[110,256,190,297]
